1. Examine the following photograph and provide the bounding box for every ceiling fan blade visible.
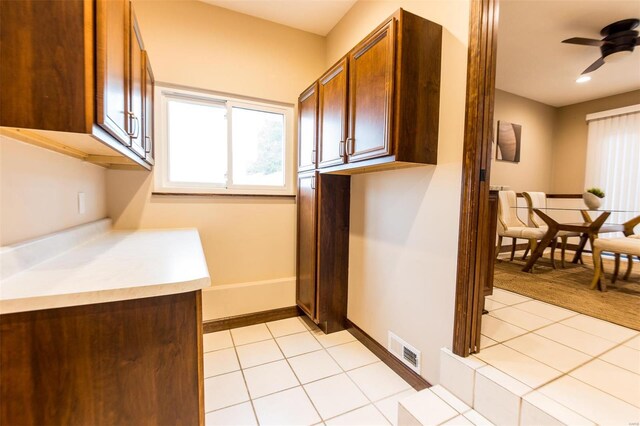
[562,37,605,46]
[582,57,605,74]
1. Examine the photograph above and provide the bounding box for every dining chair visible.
[497,191,527,260]
[590,236,640,291]
[617,234,640,281]
[496,191,550,265]
[522,191,579,268]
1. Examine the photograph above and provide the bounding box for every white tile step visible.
[435,347,594,426]
[397,384,494,426]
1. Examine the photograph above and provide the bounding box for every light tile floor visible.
[477,288,640,424]
[203,316,416,425]
[202,290,640,425]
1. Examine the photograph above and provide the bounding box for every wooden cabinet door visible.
[128,11,145,158]
[143,51,155,165]
[296,173,318,319]
[298,83,318,172]
[347,19,396,162]
[318,58,348,168]
[96,0,130,145]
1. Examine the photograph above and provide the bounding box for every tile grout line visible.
[267,319,326,424]
[301,320,392,422]
[485,299,633,356]
[481,290,640,419]
[291,318,405,424]
[229,327,261,425]
[307,327,388,422]
[523,374,635,424]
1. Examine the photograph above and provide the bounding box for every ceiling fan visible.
[562,18,640,75]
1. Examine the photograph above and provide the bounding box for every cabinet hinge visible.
[479,169,486,182]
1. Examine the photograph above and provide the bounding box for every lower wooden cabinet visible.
[296,172,351,333]
[0,292,203,425]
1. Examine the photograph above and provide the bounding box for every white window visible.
[154,85,294,195]
[584,104,640,230]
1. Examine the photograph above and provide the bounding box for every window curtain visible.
[584,106,640,233]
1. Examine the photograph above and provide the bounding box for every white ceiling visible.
[497,0,640,107]
[199,0,357,36]
[199,0,639,107]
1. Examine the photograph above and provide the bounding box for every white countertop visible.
[0,226,211,314]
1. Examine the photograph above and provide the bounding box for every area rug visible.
[493,255,640,331]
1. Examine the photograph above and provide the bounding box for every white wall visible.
[107,0,327,320]
[0,136,107,246]
[326,0,470,383]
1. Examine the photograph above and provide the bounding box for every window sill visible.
[151,191,296,199]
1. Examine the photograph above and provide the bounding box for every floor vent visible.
[388,331,421,374]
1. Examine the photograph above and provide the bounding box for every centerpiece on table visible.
[583,187,605,210]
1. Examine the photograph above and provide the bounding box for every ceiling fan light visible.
[603,49,633,63]
[576,75,591,83]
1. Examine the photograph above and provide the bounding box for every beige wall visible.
[490,89,556,192]
[327,0,470,383]
[131,0,325,103]
[107,1,326,320]
[0,136,107,245]
[551,90,640,193]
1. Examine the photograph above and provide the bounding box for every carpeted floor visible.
[493,254,640,330]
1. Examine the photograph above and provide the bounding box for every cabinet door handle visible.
[311,149,316,164]
[339,140,345,158]
[311,176,316,189]
[132,115,140,139]
[346,137,355,155]
[144,136,152,154]
[124,112,135,146]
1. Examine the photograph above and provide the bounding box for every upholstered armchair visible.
[496,191,548,263]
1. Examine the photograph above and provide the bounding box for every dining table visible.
[521,207,640,273]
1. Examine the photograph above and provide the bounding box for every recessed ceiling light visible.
[576,76,591,83]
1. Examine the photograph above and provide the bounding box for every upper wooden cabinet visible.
[318,58,349,169]
[128,9,146,159]
[307,9,442,173]
[0,0,154,170]
[347,19,395,162]
[143,52,155,165]
[96,0,130,146]
[297,83,318,172]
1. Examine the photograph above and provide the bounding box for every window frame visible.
[154,85,295,196]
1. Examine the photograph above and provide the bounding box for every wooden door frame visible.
[452,0,499,357]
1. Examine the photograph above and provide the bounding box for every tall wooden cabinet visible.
[296,172,318,317]
[296,172,351,334]
[295,9,442,333]
[0,0,155,170]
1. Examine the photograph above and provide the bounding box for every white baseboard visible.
[201,277,296,321]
